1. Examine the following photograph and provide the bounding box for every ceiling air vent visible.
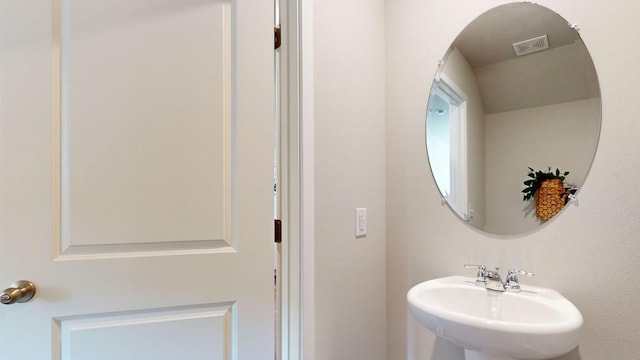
[512,35,549,56]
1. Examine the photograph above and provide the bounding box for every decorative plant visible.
[522,167,569,201]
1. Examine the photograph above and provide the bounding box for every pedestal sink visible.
[407,276,583,360]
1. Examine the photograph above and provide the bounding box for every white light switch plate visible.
[355,208,367,237]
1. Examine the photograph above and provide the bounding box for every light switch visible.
[355,208,367,237]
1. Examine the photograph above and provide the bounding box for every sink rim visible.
[408,275,583,335]
[407,275,584,359]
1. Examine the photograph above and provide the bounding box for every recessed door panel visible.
[56,0,233,256]
[55,304,232,360]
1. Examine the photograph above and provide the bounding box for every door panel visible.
[55,304,232,359]
[0,0,273,358]
[59,0,231,251]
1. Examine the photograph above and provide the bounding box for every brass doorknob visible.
[0,281,36,305]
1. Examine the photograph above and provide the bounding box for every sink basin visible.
[407,276,583,360]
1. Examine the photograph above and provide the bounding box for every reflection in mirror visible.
[425,2,601,235]
[427,77,468,220]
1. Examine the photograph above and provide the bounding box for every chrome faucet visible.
[464,264,487,287]
[504,268,535,292]
[464,265,534,292]
[484,267,506,291]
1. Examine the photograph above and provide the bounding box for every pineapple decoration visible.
[522,167,570,221]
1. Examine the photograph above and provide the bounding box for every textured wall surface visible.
[385,0,640,359]
[313,0,388,359]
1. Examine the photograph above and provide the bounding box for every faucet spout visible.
[484,269,506,292]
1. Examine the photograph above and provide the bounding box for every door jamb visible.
[278,0,314,359]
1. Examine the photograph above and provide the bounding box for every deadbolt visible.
[1,281,36,305]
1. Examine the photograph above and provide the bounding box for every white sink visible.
[407,276,583,360]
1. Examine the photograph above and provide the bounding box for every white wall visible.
[484,97,601,234]
[386,0,640,359]
[313,0,387,358]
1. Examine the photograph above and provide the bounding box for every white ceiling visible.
[454,2,580,68]
[449,2,600,114]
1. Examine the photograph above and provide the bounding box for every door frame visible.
[429,74,469,221]
[278,0,314,359]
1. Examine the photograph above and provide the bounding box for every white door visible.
[0,0,274,358]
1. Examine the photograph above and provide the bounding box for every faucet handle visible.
[505,268,534,292]
[508,268,534,278]
[464,264,487,274]
[464,264,487,286]
[464,264,486,270]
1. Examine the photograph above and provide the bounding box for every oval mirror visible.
[426,2,601,235]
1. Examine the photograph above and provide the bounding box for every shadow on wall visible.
[430,338,464,359]
[427,340,582,360]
